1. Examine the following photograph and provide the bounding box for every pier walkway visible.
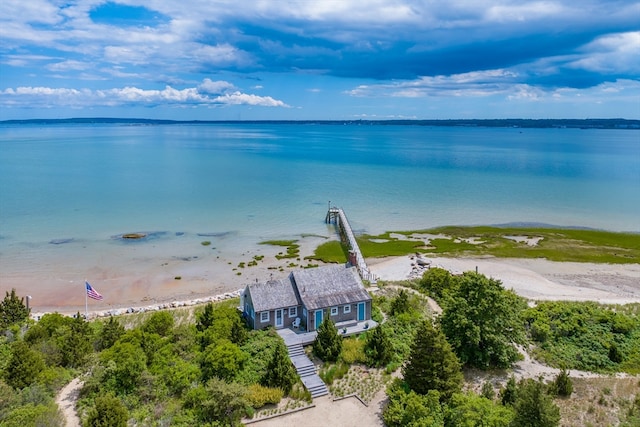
[325,206,377,283]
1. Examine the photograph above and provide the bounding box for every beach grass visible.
[311,226,640,264]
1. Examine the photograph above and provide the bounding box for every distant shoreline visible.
[2,117,639,129]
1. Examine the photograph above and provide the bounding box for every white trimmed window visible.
[289,307,297,318]
[331,306,338,316]
[343,305,351,314]
[260,311,269,322]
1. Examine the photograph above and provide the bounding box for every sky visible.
[1,0,639,120]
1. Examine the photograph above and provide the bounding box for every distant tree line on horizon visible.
[2,117,639,129]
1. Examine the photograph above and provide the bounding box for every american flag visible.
[85,282,103,300]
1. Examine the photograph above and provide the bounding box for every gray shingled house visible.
[240,265,372,332]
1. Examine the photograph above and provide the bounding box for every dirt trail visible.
[55,378,83,427]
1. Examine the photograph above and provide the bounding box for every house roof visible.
[292,265,371,311]
[246,278,299,313]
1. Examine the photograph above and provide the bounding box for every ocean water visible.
[0,123,639,299]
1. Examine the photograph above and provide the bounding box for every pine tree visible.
[4,340,45,389]
[60,312,92,368]
[98,316,125,351]
[402,319,463,402]
[0,288,30,329]
[512,378,561,427]
[196,302,215,332]
[552,368,573,397]
[261,340,298,393]
[313,317,342,362]
[500,375,518,406]
[365,325,393,367]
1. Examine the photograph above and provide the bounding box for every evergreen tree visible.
[85,393,129,427]
[481,380,496,401]
[261,340,298,393]
[196,302,216,332]
[403,320,463,402]
[365,325,393,367]
[440,272,526,369]
[0,289,30,329]
[390,289,410,316]
[500,376,518,406]
[97,316,125,351]
[60,313,92,368]
[4,340,45,389]
[512,378,561,427]
[313,317,342,362]
[551,368,573,397]
[198,378,249,426]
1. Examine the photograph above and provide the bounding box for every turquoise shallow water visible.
[1,123,638,307]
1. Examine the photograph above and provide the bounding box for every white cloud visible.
[570,31,640,74]
[198,79,236,95]
[0,80,289,108]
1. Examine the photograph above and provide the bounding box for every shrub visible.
[246,384,283,408]
[551,368,573,397]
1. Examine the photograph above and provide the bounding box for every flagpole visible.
[85,280,88,319]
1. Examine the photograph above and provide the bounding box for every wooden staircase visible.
[285,342,328,398]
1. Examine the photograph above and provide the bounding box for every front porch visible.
[276,319,378,347]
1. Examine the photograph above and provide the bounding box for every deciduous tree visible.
[440,272,526,369]
[85,393,129,427]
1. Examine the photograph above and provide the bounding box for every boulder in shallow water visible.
[121,233,147,240]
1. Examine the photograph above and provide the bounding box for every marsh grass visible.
[260,240,301,259]
[311,226,640,264]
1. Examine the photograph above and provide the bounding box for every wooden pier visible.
[325,205,377,283]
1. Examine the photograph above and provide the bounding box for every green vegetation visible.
[0,298,310,426]
[201,240,211,246]
[260,239,301,260]
[313,317,342,362]
[312,226,640,264]
[0,289,30,330]
[403,320,463,402]
[440,272,527,369]
[523,301,640,373]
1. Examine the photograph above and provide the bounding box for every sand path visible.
[55,378,83,427]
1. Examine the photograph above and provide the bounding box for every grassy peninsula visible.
[310,226,640,264]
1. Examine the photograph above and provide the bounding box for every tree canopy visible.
[313,317,342,362]
[440,272,526,369]
[0,289,30,330]
[402,319,463,401]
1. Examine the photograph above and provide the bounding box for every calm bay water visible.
[0,123,639,273]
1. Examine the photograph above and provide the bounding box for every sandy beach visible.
[368,255,640,304]
[4,230,639,316]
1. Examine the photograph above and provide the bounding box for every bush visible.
[551,368,573,397]
[246,384,283,408]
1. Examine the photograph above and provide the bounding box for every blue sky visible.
[1,0,639,120]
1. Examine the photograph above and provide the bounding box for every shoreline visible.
[4,227,640,316]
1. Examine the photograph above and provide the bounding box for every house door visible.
[358,302,366,321]
[275,309,283,328]
[315,310,323,330]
